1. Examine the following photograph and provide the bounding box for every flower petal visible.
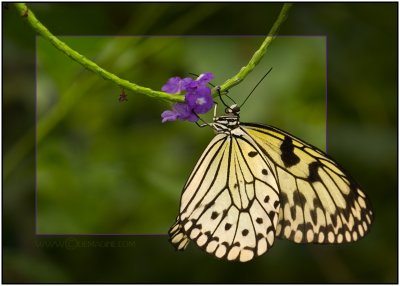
[180,77,195,91]
[174,103,199,122]
[161,110,179,123]
[162,77,182,94]
[185,86,213,114]
[196,72,214,85]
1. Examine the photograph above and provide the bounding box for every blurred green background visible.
[3,3,397,283]
[36,36,326,234]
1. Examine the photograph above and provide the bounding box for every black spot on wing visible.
[232,241,241,247]
[204,201,215,211]
[290,206,297,220]
[225,223,232,231]
[308,162,321,182]
[266,225,274,234]
[256,233,264,240]
[204,231,212,238]
[242,229,249,236]
[310,209,318,225]
[248,151,258,157]
[330,213,338,227]
[211,211,219,220]
[222,241,230,248]
[280,136,300,168]
[221,209,228,220]
[340,206,352,222]
[269,212,276,222]
[279,192,288,207]
[293,191,307,208]
[313,197,323,210]
[310,197,324,225]
[279,218,291,229]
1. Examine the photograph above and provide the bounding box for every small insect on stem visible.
[118,89,128,102]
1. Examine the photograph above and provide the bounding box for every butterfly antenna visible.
[223,92,236,105]
[239,67,273,108]
[216,86,231,108]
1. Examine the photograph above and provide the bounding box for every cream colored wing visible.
[242,123,373,244]
[169,132,280,262]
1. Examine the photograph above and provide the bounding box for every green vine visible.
[13,3,184,102]
[14,2,292,100]
[219,3,292,93]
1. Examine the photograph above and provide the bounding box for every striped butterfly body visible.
[169,104,373,262]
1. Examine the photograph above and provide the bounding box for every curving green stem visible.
[218,3,293,94]
[13,3,184,102]
[14,2,292,101]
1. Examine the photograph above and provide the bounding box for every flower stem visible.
[13,3,184,102]
[217,3,293,94]
[14,2,291,101]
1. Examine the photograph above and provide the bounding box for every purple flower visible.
[161,103,198,123]
[196,72,214,85]
[161,77,181,94]
[161,72,214,123]
[185,85,213,114]
[162,77,195,94]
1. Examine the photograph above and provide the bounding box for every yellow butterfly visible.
[168,91,373,262]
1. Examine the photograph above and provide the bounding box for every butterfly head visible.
[225,104,240,116]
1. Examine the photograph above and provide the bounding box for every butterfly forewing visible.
[241,123,373,244]
[170,128,280,262]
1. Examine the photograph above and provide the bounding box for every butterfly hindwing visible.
[241,123,373,244]
[169,130,281,262]
[169,216,190,251]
